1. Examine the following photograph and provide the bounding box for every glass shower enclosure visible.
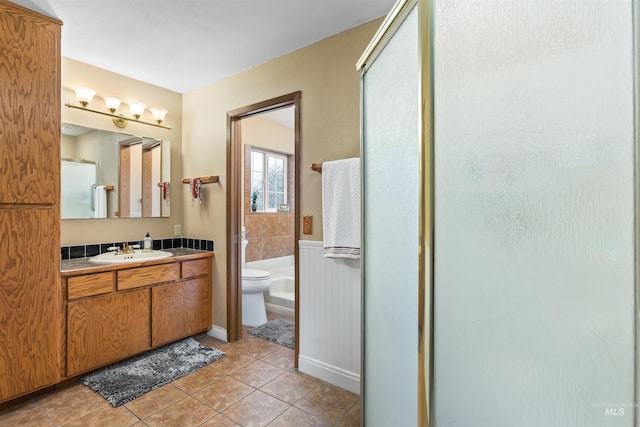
[360,0,638,425]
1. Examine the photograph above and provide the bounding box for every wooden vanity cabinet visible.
[152,258,212,347]
[63,255,212,377]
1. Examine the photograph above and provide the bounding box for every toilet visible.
[241,239,272,326]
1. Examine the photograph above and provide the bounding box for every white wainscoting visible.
[298,240,361,394]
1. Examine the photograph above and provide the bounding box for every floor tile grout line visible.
[127,387,191,422]
[40,393,112,427]
[189,382,257,415]
[122,401,146,425]
[221,388,291,427]
[39,406,57,427]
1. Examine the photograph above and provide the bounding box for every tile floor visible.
[0,314,360,427]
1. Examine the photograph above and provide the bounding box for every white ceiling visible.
[13,0,394,94]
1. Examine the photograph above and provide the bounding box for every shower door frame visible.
[357,0,432,423]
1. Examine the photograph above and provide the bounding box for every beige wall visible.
[243,115,294,154]
[61,57,183,245]
[182,19,381,328]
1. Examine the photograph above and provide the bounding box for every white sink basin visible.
[88,250,173,264]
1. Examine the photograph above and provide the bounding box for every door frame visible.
[226,91,301,366]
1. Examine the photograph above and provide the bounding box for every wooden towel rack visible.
[311,163,322,173]
[181,176,219,184]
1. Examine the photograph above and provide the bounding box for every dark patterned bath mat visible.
[80,337,225,406]
[248,318,295,349]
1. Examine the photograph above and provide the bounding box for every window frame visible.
[250,147,288,212]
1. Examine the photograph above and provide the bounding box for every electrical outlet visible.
[174,224,181,237]
[303,216,312,234]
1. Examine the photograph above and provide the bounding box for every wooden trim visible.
[293,93,301,368]
[119,145,131,217]
[142,148,153,217]
[226,112,241,342]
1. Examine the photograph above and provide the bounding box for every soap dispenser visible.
[143,232,152,252]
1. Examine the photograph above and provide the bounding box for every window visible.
[250,149,287,212]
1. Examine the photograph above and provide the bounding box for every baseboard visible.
[265,303,295,318]
[206,325,228,342]
[298,354,360,395]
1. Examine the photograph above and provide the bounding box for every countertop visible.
[60,248,214,276]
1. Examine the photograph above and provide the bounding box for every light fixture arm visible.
[64,103,172,130]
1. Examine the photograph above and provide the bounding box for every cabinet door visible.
[67,289,150,376]
[152,277,211,347]
[0,5,60,204]
[0,208,60,401]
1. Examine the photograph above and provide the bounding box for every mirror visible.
[61,123,170,219]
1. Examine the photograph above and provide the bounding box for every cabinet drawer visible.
[117,263,180,290]
[182,258,209,279]
[68,272,114,299]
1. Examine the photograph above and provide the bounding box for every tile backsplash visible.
[61,237,215,260]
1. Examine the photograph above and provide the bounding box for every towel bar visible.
[181,176,219,184]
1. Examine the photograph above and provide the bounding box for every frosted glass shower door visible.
[361,5,419,426]
[61,159,97,219]
[433,1,636,426]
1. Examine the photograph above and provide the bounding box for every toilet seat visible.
[242,268,271,281]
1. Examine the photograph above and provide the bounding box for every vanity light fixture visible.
[102,96,129,128]
[65,89,171,130]
[75,87,96,107]
[150,108,168,125]
[128,102,146,119]
[104,96,121,113]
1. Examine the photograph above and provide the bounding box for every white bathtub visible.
[245,255,295,318]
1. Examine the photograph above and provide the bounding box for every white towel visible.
[322,158,361,258]
[94,185,107,218]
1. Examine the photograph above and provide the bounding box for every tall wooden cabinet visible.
[0,1,62,402]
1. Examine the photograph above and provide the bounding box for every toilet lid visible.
[243,268,271,280]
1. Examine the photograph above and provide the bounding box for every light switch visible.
[303,216,313,234]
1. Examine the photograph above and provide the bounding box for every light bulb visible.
[150,107,168,124]
[104,96,121,113]
[75,87,95,107]
[128,102,146,119]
